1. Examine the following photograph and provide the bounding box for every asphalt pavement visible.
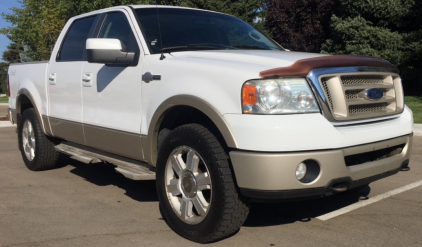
[0,126,421,247]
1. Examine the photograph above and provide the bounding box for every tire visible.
[18,108,59,171]
[156,124,250,243]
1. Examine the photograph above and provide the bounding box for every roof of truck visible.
[70,5,228,20]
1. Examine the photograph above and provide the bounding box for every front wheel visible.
[156,124,250,243]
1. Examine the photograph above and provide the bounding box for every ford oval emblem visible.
[365,88,384,101]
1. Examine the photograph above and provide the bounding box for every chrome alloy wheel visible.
[165,146,212,224]
[22,119,36,161]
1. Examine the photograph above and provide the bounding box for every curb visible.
[0,121,14,128]
[0,103,9,106]
[414,124,422,137]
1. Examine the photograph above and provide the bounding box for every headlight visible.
[242,78,320,114]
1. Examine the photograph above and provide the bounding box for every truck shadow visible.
[244,187,371,227]
[61,155,371,227]
[63,156,159,202]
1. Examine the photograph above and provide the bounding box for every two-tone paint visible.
[7,5,414,195]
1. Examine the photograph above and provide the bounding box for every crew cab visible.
[6,5,413,243]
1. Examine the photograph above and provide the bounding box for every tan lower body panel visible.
[41,115,53,136]
[8,108,17,124]
[49,117,85,145]
[84,124,143,161]
[230,135,413,191]
[48,117,143,161]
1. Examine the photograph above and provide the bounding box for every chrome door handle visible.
[48,73,56,85]
[82,73,93,87]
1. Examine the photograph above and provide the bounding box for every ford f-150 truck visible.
[6,5,414,243]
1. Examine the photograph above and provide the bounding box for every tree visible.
[2,42,23,63]
[1,0,70,61]
[0,0,155,61]
[1,0,265,62]
[181,0,264,24]
[0,63,8,94]
[265,0,337,52]
[322,0,422,96]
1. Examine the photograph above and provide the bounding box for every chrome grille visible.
[341,75,384,85]
[345,89,362,100]
[349,103,389,114]
[321,79,334,110]
[319,72,404,121]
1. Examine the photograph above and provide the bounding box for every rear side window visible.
[58,16,96,61]
[98,12,139,53]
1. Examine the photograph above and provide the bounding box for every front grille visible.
[345,89,362,100]
[319,72,404,121]
[349,103,389,114]
[341,75,384,85]
[345,144,405,167]
[321,79,334,109]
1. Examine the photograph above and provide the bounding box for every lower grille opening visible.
[345,144,405,167]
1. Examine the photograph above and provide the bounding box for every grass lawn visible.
[0,96,8,104]
[405,96,422,124]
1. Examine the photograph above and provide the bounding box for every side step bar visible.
[55,143,156,180]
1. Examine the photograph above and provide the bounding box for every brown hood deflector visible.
[259,55,398,79]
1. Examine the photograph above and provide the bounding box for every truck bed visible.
[8,61,49,117]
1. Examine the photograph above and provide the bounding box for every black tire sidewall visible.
[19,109,43,171]
[156,125,232,242]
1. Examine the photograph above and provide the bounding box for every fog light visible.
[296,162,307,180]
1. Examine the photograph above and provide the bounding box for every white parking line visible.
[317,179,422,221]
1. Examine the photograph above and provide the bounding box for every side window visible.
[58,16,96,61]
[99,12,139,53]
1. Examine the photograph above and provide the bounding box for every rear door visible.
[81,10,144,160]
[48,15,98,144]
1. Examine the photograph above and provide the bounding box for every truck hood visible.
[170,50,327,73]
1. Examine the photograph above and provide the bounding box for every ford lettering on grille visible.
[365,88,384,101]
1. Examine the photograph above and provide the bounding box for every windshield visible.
[134,7,284,54]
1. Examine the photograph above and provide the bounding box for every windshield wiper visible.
[232,45,269,50]
[160,44,237,53]
[190,43,238,50]
[160,45,220,53]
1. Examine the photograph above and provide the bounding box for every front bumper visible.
[230,134,413,199]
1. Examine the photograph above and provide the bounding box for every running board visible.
[55,143,156,180]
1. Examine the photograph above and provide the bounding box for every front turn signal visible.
[242,84,257,106]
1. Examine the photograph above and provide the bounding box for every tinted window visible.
[58,16,96,61]
[99,12,139,53]
[135,8,284,54]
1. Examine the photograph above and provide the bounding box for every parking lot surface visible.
[1,126,421,247]
[0,104,8,117]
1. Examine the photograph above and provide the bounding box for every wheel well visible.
[19,95,34,114]
[157,106,228,152]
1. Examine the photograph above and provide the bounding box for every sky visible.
[0,0,23,62]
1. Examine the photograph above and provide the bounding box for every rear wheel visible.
[156,124,250,243]
[18,108,59,171]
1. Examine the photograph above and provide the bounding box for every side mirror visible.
[86,38,135,65]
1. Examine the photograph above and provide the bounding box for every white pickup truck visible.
[6,5,414,243]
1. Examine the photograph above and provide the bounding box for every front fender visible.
[143,95,238,166]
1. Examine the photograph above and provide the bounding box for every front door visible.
[48,15,98,144]
[81,10,144,160]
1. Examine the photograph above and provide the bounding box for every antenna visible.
[156,2,166,60]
